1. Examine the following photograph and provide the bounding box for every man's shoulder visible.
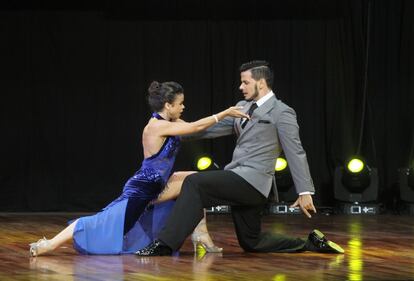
[273,97,294,111]
[276,100,290,109]
[268,98,297,121]
[236,100,248,106]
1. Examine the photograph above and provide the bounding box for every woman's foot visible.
[29,237,54,257]
[191,231,223,253]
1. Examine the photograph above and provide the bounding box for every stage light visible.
[407,168,414,189]
[193,154,228,213]
[268,156,300,215]
[275,157,288,172]
[193,154,219,171]
[341,158,371,193]
[334,157,379,214]
[274,157,294,194]
[347,158,364,173]
[197,156,212,171]
[398,167,414,214]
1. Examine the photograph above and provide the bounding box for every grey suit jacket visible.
[185,94,315,198]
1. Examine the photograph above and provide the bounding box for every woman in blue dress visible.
[29,81,249,256]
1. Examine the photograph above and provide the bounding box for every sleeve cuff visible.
[299,191,314,195]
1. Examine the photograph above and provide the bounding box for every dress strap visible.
[152,112,165,120]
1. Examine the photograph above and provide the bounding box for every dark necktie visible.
[241,103,258,129]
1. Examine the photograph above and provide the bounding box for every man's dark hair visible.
[239,60,274,89]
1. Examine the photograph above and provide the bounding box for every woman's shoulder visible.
[143,118,161,136]
[144,118,176,138]
[146,117,169,129]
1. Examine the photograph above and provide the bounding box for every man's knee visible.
[181,174,202,193]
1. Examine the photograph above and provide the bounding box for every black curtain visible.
[0,0,413,211]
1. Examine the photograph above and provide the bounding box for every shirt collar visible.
[255,90,274,107]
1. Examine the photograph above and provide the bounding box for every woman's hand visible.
[225,106,250,119]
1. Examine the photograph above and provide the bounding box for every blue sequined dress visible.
[72,113,180,254]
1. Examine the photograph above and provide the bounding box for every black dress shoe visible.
[135,240,173,256]
[305,229,345,254]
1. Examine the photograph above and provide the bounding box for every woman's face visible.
[166,93,185,120]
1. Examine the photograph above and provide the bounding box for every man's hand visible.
[290,194,316,218]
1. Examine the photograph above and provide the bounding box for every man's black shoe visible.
[135,240,173,256]
[305,229,345,254]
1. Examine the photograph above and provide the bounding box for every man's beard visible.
[246,84,260,101]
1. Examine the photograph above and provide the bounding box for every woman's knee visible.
[170,171,197,181]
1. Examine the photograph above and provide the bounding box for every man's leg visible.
[137,170,344,255]
[231,205,306,252]
[158,170,265,251]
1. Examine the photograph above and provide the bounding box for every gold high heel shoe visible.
[29,237,53,257]
[191,232,223,254]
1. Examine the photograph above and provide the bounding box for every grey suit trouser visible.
[158,170,306,252]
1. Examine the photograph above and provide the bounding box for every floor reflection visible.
[347,219,363,281]
[29,251,224,281]
[17,214,414,281]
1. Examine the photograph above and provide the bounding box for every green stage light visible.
[275,157,288,172]
[334,156,379,212]
[273,156,295,202]
[197,156,212,171]
[342,158,370,192]
[347,159,364,173]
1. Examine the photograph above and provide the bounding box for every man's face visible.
[239,70,259,101]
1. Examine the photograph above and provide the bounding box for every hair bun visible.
[148,81,162,95]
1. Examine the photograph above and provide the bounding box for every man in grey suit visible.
[136,60,344,255]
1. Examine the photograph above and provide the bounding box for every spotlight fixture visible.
[197,156,212,171]
[398,167,414,214]
[275,157,288,172]
[193,154,219,171]
[193,154,228,213]
[274,157,296,202]
[334,157,379,214]
[268,157,300,215]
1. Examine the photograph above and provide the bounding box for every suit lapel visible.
[237,96,276,140]
[235,103,250,136]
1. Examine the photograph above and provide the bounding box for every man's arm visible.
[276,107,316,218]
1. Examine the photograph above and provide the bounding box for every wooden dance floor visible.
[1,212,414,281]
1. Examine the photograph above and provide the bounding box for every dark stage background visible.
[0,0,413,211]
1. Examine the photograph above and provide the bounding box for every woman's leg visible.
[154,171,197,203]
[30,219,78,256]
[191,209,223,253]
[48,219,78,249]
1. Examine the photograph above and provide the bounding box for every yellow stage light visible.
[197,156,212,171]
[275,157,288,172]
[347,159,364,173]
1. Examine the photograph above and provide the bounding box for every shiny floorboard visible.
[1,212,414,280]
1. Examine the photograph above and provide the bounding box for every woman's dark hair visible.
[147,81,184,112]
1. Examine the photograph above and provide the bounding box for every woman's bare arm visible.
[153,106,248,137]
